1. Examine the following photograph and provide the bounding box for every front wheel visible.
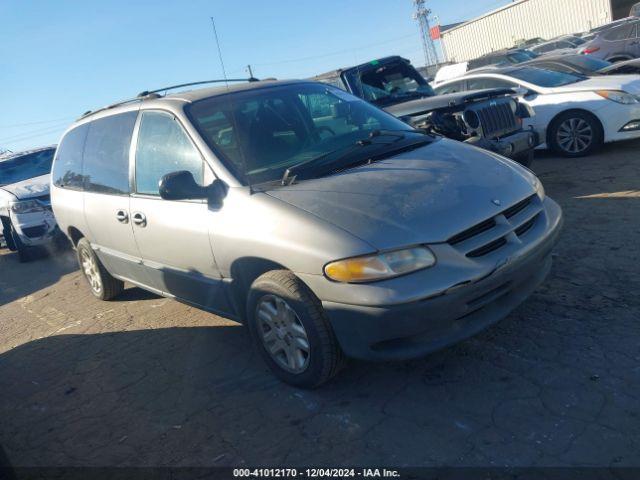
[548,111,603,158]
[76,238,124,300]
[246,270,344,388]
[9,223,30,263]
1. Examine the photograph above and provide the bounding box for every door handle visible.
[115,210,129,223]
[132,212,147,227]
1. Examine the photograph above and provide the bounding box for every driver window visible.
[135,111,204,196]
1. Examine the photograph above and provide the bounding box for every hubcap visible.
[256,295,310,374]
[81,250,102,294]
[557,118,593,154]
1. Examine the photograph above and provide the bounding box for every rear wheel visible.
[76,238,124,300]
[548,111,603,158]
[247,270,344,388]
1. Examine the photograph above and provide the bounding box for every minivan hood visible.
[0,174,50,200]
[266,139,537,250]
[549,75,640,95]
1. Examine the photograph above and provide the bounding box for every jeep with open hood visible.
[312,56,540,166]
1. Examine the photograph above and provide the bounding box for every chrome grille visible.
[469,100,519,139]
[447,194,541,258]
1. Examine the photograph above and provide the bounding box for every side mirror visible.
[159,171,228,206]
[159,171,207,200]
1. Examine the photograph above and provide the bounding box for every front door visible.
[129,110,231,314]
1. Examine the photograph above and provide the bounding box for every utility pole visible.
[412,0,439,67]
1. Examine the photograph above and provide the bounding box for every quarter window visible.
[52,124,89,189]
[82,111,137,195]
[135,111,204,196]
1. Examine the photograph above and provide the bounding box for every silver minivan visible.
[51,80,563,387]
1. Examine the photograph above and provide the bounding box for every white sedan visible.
[433,66,640,157]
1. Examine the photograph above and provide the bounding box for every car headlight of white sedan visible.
[596,90,640,105]
[325,247,436,283]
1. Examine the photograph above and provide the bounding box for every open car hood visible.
[383,88,517,118]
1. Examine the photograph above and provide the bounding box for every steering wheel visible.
[316,125,336,137]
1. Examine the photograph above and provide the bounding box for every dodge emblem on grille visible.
[492,199,501,206]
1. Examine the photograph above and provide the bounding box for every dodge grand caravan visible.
[51,79,563,387]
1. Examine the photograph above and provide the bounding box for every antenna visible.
[210,17,229,88]
[412,0,439,68]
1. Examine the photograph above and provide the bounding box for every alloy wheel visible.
[256,294,311,374]
[556,117,593,154]
[81,250,102,294]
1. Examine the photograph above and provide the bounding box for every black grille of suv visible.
[466,98,518,139]
[447,194,541,259]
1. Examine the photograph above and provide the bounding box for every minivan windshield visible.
[186,83,422,185]
[344,61,435,106]
[0,148,55,187]
[508,67,586,87]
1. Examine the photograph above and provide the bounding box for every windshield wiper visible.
[281,130,420,185]
[331,136,434,175]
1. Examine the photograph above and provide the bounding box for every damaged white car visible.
[0,146,61,261]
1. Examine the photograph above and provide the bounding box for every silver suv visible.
[51,80,563,387]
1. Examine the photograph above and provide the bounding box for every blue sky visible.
[0,0,511,152]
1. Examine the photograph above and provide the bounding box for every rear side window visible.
[604,24,634,41]
[134,111,204,196]
[82,111,137,195]
[467,78,515,90]
[52,124,89,190]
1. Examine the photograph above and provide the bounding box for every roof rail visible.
[137,77,258,97]
[79,77,258,120]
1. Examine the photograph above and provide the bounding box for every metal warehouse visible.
[441,0,638,62]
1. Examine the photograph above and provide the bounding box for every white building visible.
[441,0,635,63]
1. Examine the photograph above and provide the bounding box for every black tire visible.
[512,150,534,168]
[548,111,603,158]
[246,270,344,388]
[9,223,30,263]
[76,238,124,300]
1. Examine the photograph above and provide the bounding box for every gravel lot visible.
[0,142,639,470]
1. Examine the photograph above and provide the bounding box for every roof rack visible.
[79,77,258,120]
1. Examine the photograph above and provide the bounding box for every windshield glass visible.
[345,61,435,105]
[508,67,586,87]
[186,83,415,185]
[0,149,55,186]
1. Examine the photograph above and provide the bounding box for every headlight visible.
[10,200,44,214]
[324,247,436,283]
[534,178,545,200]
[596,90,640,105]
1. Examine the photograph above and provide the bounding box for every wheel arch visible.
[228,256,298,321]
[605,54,634,63]
[66,226,86,247]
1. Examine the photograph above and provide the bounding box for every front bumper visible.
[319,197,563,361]
[9,208,59,247]
[467,129,540,159]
